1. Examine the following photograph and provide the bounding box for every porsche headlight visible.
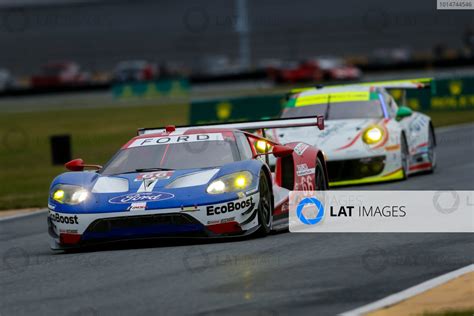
[362,126,384,144]
[206,171,253,194]
[51,184,89,205]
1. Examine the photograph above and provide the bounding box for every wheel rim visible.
[259,176,271,227]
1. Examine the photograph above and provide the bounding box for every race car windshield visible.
[282,100,384,120]
[101,137,241,175]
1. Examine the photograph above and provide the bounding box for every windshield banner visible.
[129,133,224,148]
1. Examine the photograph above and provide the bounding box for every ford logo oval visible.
[109,192,175,204]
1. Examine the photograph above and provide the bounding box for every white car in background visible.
[270,80,436,187]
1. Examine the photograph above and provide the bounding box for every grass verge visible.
[0,104,188,210]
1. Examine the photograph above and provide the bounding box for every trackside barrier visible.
[399,76,474,111]
[190,95,285,125]
[112,79,190,99]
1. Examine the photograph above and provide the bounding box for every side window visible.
[235,133,253,160]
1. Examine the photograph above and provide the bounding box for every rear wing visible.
[137,116,325,136]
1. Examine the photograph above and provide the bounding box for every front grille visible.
[327,156,385,182]
[84,213,204,236]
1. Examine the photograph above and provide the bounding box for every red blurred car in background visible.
[267,60,324,83]
[267,58,361,83]
[31,62,90,88]
[316,57,362,81]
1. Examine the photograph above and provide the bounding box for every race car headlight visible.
[255,140,272,154]
[362,126,384,144]
[206,171,253,194]
[51,184,89,205]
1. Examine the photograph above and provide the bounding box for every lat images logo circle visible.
[433,191,460,214]
[296,197,324,225]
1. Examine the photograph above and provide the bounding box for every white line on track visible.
[0,209,47,222]
[339,264,474,316]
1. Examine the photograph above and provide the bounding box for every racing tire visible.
[256,171,272,237]
[315,158,328,190]
[401,133,409,179]
[426,126,437,173]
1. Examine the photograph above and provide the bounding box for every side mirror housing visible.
[65,158,102,171]
[317,115,324,130]
[272,145,294,158]
[65,159,85,171]
[396,106,413,120]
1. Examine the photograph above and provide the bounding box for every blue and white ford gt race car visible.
[48,118,327,250]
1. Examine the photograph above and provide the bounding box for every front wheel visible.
[400,134,409,179]
[426,126,437,173]
[256,171,272,237]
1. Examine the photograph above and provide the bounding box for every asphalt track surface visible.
[1,124,473,316]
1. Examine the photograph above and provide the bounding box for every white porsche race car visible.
[270,80,436,186]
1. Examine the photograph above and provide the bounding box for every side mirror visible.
[317,115,324,130]
[396,106,413,120]
[65,158,102,171]
[272,145,294,158]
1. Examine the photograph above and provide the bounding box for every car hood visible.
[49,160,261,214]
[273,118,383,159]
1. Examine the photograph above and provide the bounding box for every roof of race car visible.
[288,86,382,108]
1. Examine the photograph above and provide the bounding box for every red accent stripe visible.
[416,142,429,148]
[373,120,390,149]
[385,144,400,151]
[160,144,170,166]
[336,131,363,151]
[336,119,389,151]
[409,162,432,171]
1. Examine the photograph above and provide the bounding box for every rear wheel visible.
[256,172,272,237]
[315,158,328,190]
[401,134,409,179]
